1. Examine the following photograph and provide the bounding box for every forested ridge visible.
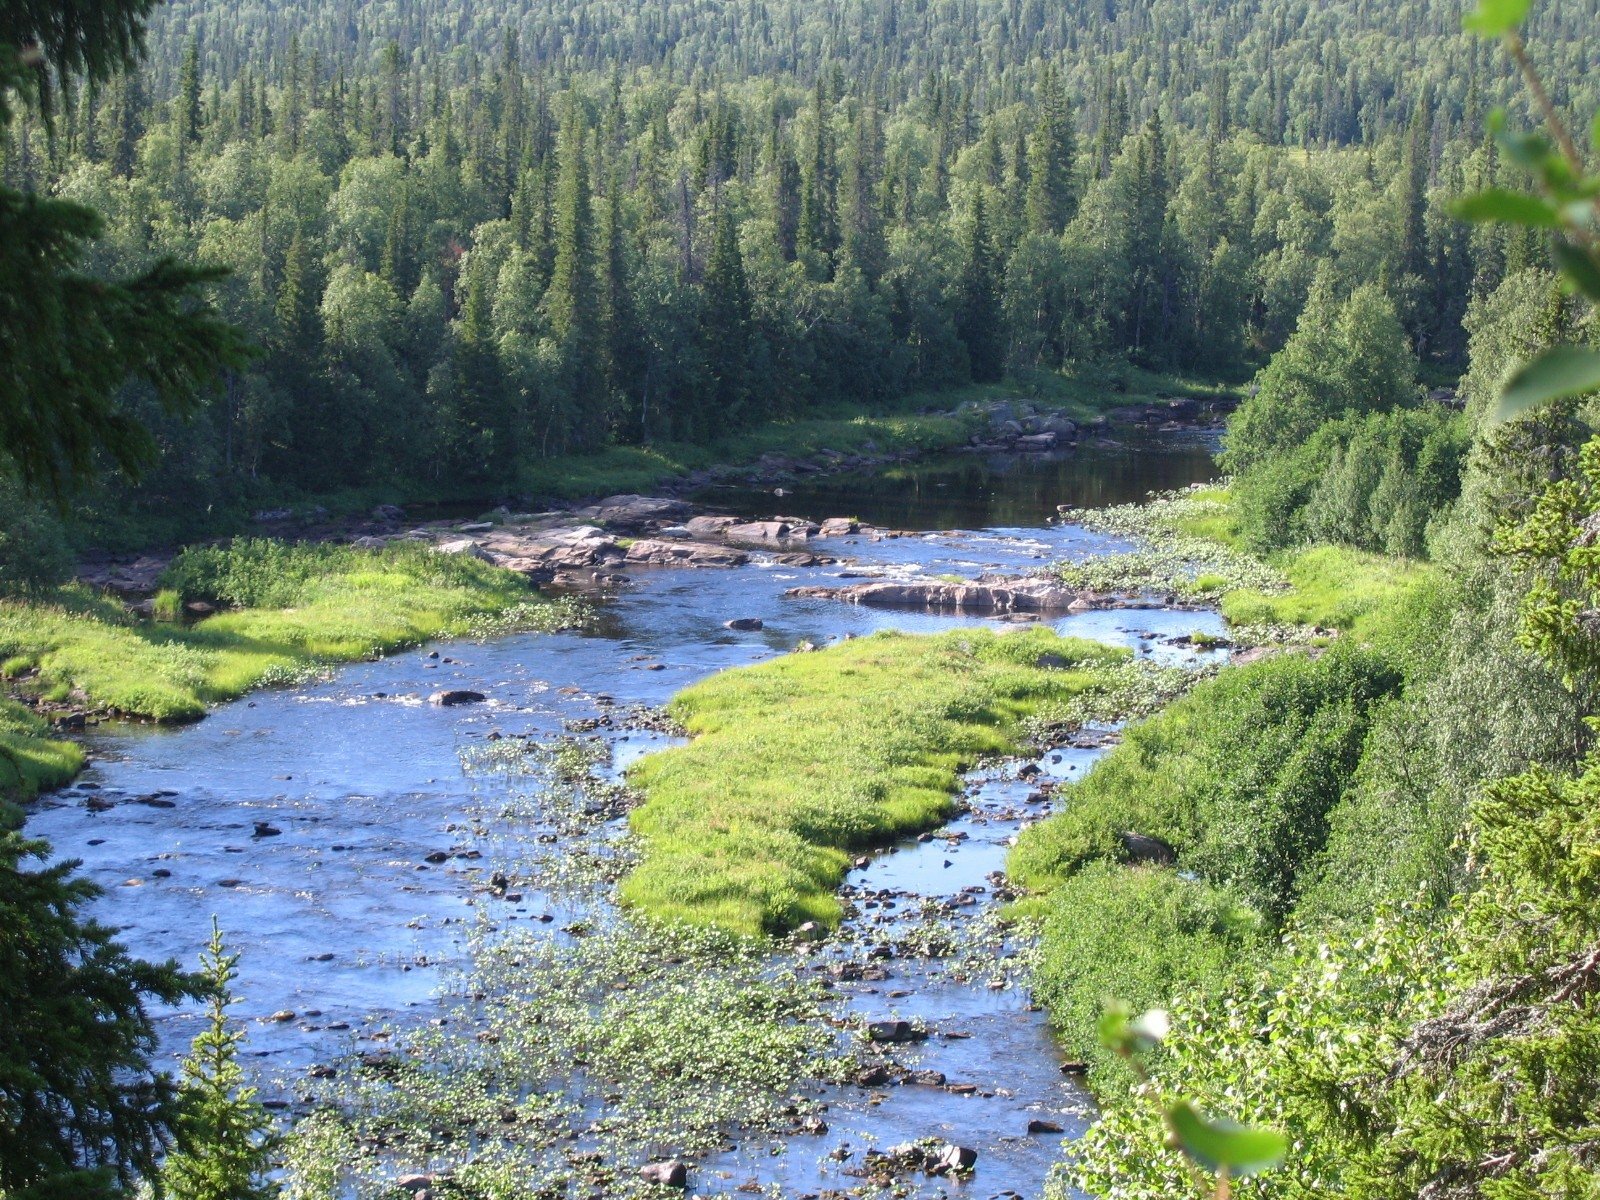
[4,0,1597,535]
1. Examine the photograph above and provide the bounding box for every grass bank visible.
[0,698,85,808]
[624,628,1133,937]
[1057,485,1433,635]
[0,540,571,800]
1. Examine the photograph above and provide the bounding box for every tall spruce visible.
[543,108,608,443]
[958,187,1004,382]
[0,825,199,1198]
[702,203,753,429]
[1024,62,1077,234]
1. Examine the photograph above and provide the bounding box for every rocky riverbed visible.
[31,431,1226,1198]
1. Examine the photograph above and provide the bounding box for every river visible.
[26,431,1222,1199]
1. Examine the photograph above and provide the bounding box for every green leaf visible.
[1464,0,1532,34]
[1167,1101,1288,1177]
[1592,109,1600,153]
[1494,346,1600,423]
[1452,189,1561,227]
[1096,1003,1169,1054]
[1552,241,1600,303]
[1498,129,1557,170]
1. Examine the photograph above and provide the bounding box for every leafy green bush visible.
[1223,279,1417,475]
[1232,407,1469,557]
[1011,646,1403,922]
[1030,863,1262,1075]
[1065,752,1600,1200]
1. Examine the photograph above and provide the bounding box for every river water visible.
[26,432,1221,1199]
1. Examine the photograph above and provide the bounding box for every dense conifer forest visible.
[3,0,1595,529]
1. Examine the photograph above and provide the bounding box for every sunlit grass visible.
[0,697,84,808]
[0,541,570,798]
[623,627,1131,936]
[1220,544,1434,634]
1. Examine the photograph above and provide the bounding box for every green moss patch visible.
[624,628,1131,936]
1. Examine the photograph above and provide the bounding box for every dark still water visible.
[691,429,1221,530]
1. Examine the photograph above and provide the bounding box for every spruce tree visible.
[1024,62,1077,235]
[161,922,277,1200]
[702,205,753,429]
[0,826,199,1199]
[176,37,201,146]
[0,0,248,499]
[958,187,1004,382]
[544,107,609,443]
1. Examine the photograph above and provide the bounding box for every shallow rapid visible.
[26,433,1223,1198]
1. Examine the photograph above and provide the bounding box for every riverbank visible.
[25,433,1231,1198]
[1010,485,1445,1080]
[74,368,1239,552]
[1054,484,1434,636]
[0,541,578,802]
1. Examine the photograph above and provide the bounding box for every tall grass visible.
[623,628,1131,936]
[0,698,84,809]
[0,542,544,723]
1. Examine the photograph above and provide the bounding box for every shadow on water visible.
[691,430,1220,530]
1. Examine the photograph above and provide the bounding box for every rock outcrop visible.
[786,576,1083,614]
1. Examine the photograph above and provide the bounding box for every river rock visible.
[867,1019,924,1043]
[639,1160,688,1188]
[77,554,170,598]
[1119,831,1177,865]
[725,519,820,542]
[931,1144,979,1175]
[572,494,690,529]
[785,576,1080,614]
[252,822,281,838]
[434,538,493,561]
[683,515,742,536]
[1028,1118,1066,1134]
[624,539,749,568]
[430,690,486,706]
[1015,432,1058,451]
[819,517,860,537]
[724,617,764,631]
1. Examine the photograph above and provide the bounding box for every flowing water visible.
[25,432,1222,1199]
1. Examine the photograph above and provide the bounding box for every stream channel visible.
[27,432,1223,1200]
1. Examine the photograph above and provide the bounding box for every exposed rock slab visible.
[785,576,1083,613]
[623,539,749,568]
[569,494,691,529]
